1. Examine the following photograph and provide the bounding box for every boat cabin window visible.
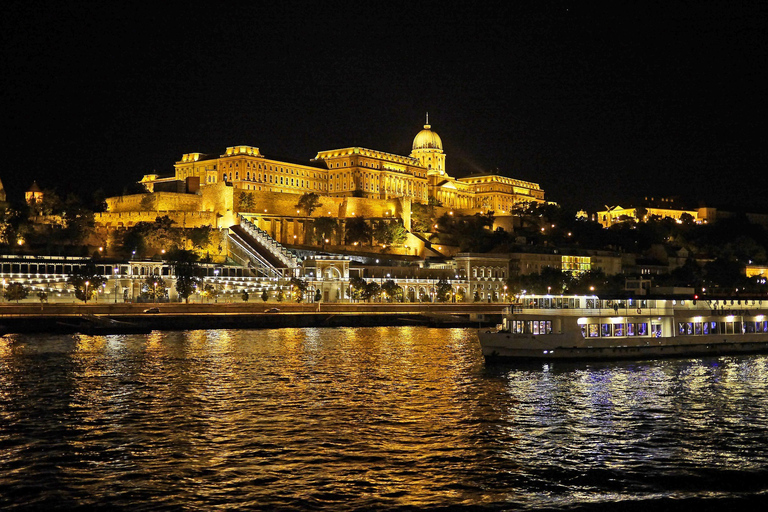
[582,322,649,338]
[511,320,552,334]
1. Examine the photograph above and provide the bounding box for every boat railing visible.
[507,305,767,317]
[507,307,678,317]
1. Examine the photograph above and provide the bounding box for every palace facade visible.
[141,121,546,212]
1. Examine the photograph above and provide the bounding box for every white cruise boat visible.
[478,294,768,361]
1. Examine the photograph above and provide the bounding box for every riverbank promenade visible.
[0,302,505,334]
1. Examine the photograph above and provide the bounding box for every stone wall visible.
[236,190,410,222]
[94,211,218,228]
[107,192,203,213]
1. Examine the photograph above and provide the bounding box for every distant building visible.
[596,204,768,229]
[25,181,43,204]
[596,204,702,228]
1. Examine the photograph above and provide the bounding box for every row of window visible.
[509,320,553,335]
[225,161,320,178]
[678,321,768,335]
[583,322,657,338]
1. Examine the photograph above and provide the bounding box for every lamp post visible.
[153,281,158,305]
[84,281,89,304]
[114,267,119,303]
[214,268,219,303]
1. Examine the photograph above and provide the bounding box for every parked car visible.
[264,307,280,313]
[143,307,160,313]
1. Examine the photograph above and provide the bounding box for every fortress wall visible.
[107,192,203,213]
[237,190,409,222]
[94,211,217,228]
[201,182,234,214]
[237,190,345,218]
[338,197,405,220]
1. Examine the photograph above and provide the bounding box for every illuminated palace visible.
[142,120,545,211]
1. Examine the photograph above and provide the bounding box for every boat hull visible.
[479,330,768,362]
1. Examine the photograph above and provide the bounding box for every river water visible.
[1,327,767,511]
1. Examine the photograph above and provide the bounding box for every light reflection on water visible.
[1,327,768,511]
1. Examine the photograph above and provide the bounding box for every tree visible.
[381,280,403,302]
[4,283,29,303]
[345,217,372,245]
[411,202,435,233]
[61,193,95,245]
[200,284,219,302]
[120,225,148,258]
[67,263,107,303]
[142,275,167,302]
[235,191,256,212]
[186,226,214,251]
[349,276,367,301]
[92,189,108,213]
[435,278,452,302]
[374,219,408,247]
[312,217,339,245]
[37,290,49,304]
[362,281,381,302]
[241,290,249,302]
[295,192,322,216]
[120,216,183,258]
[0,207,24,246]
[289,277,307,303]
[33,188,64,216]
[145,216,182,253]
[167,249,203,303]
[314,288,322,302]
[679,212,695,226]
[261,289,269,302]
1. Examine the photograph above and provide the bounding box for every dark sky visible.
[3,1,766,212]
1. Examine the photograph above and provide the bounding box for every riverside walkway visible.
[0,302,505,334]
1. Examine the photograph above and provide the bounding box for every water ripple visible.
[1,329,768,510]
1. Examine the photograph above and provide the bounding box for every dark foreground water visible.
[1,327,767,511]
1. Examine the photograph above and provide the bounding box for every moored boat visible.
[478,294,768,362]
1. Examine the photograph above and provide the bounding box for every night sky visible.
[3,1,766,212]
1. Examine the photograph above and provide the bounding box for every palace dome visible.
[412,124,443,151]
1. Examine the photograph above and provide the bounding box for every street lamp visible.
[214,268,219,303]
[114,267,119,303]
[153,281,158,305]
[84,280,89,304]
